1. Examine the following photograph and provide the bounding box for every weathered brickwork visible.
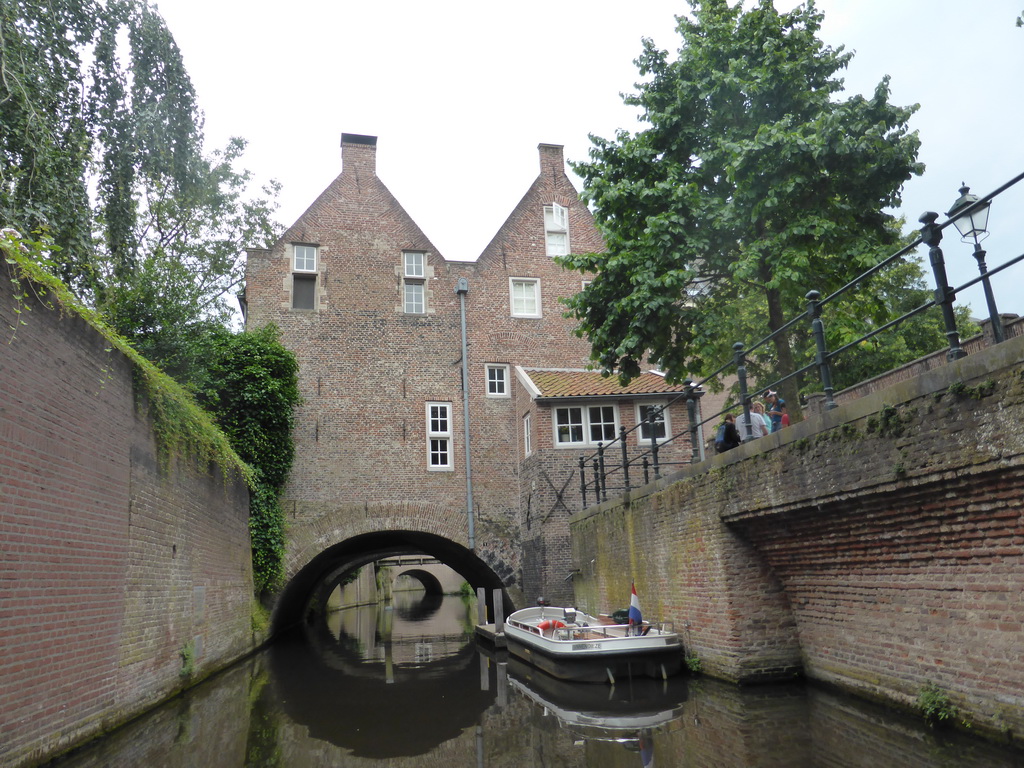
[0,275,254,768]
[571,332,1024,736]
[245,135,687,615]
[571,461,802,683]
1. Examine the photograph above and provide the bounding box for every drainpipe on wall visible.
[456,278,475,551]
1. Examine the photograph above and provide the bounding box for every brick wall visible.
[571,332,1024,736]
[0,273,254,767]
[245,137,619,614]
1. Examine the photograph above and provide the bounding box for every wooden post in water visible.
[492,589,504,633]
[477,587,487,624]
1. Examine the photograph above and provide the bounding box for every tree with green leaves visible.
[558,0,927,414]
[1,0,279,361]
[100,137,281,373]
[3,1,292,596]
[3,0,193,290]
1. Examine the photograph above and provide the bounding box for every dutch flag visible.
[628,581,642,628]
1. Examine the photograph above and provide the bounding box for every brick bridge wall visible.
[570,333,1024,738]
[0,271,256,767]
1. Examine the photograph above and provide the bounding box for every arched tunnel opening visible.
[270,529,513,635]
[391,568,444,596]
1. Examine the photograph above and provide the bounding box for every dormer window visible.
[544,203,569,257]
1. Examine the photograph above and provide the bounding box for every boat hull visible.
[503,606,683,684]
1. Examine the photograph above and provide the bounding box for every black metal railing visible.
[577,170,1024,508]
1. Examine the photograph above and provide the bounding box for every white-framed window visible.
[403,251,426,314]
[292,244,318,310]
[404,282,425,314]
[523,412,533,457]
[510,277,541,318]
[544,203,569,257]
[554,404,619,447]
[404,251,424,278]
[637,402,670,443]
[294,244,318,272]
[486,364,510,398]
[426,402,452,470]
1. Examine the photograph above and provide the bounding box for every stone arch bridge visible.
[272,502,510,632]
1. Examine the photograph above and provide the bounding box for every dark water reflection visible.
[46,595,1024,767]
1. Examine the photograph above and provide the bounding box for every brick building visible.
[244,134,696,608]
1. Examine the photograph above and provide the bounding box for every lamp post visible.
[946,184,1004,344]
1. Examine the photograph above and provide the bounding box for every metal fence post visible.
[579,455,587,508]
[920,212,966,361]
[734,342,752,440]
[597,443,607,502]
[619,426,631,492]
[806,290,837,410]
[684,379,701,464]
[648,410,661,480]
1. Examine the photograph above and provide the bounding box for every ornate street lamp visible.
[946,184,1004,343]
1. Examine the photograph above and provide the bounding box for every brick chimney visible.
[538,143,565,180]
[341,133,377,176]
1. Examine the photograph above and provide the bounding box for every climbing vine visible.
[187,324,301,596]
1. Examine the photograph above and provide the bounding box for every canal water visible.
[46,593,1024,767]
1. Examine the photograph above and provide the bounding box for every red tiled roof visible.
[520,368,690,399]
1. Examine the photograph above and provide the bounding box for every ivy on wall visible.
[188,324,301,596]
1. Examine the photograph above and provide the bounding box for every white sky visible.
[155,0,1024,317]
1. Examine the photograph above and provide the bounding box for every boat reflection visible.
[504,654,686,763]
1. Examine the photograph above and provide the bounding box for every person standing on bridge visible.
[737,403,769,442]
[715,413,742,453]
[765,391,785,433]
[755,401,772,433]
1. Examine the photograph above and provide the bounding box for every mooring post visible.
[492,588,504,633]
[477,587,487,625]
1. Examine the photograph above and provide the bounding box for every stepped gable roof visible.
[518,368,689,400]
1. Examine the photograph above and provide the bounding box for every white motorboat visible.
[502,605,683,684]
